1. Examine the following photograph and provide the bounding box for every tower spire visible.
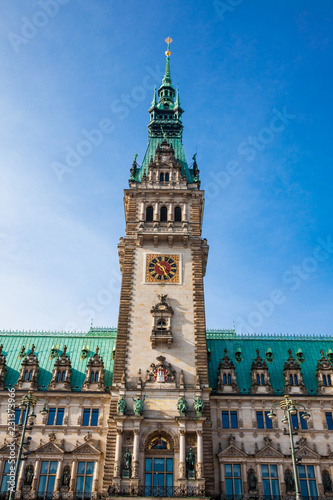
[162,37,172,86]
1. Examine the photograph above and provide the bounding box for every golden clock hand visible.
[156,263,168,276]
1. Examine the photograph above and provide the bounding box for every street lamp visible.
[9,391,48,500]
[267,395,311,500]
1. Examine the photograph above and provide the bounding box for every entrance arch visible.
[143,430,176,496]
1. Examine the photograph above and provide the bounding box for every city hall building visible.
[0,43,333,500]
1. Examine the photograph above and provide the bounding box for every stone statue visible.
[247,469,257,491]
[132,394,145,416]
[186,448,195,471]
[323,471,333,493]
[177,396,188,416]
[117,396,127,415]
[61,466,71,488]
[285,469,295,492]
[123,448,131,471]
[24,465,34,486]
[193,394,204,416]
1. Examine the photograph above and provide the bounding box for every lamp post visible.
[267,395,311,500]
[9,391,48,500]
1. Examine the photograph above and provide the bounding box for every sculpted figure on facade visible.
[117,396,127,415]
[132,394,145,416]
[193,394,204,416]
[177,396,188,416]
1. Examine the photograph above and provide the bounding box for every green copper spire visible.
[162,37,172,86]
[175,84,180,107]
[151,84,157,106]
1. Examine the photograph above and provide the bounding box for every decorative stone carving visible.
[283,348,307,394]
[250,349,273,394]
[82,346,105,391]
[316,350,333,394]
[177,396,188,416]
[0,345,7,390]
[16,345,39,390]
[132,395,145,416]
[285,469,295,492]
[24,465,34,486]
[122,448,131,478]
[146,356,176,385]
[150,294,174,348]
[217,348,239,393]
[117,396,127,415]
[61,466,71,489]
[323,470,333,493]
[247,468,257,491]
[48,346,72,391]
[186,448,195,479]
[193,394,204,417]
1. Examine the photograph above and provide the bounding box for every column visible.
[179,429,186,480]
[31,459,41,493]
[16,461,25,492]
[140,202,145,221]
[54,459,63,492]
[241,462,247,495]
[69,459,78,492]
[114,428,123,478]
[154,202,159,221]
[278,463,285,494]
[132,429,140,478]
[196,430,204,479]
[182,203,187,221]
[92,461,99,492]
[316,464,324,496]
[168,203,173,222]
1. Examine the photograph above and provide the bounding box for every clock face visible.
[162,155,168,161]
[146,254,180,283]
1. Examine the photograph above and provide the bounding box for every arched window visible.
[174,206,182,222]
[328,375,332,386]
[165,173,169,182]
[61,371,66,382]
[160,206,168,222]
[294,374,298,386]
[146,206,153,222]
[24,370,28,381]
[290,374,294,386]
[261,374,265,385]
[256,374,260,385]
[323,374,327,386]
[160,173,164,182]
[157,319,167,331]
[57,371,61,382]
[90,371,94,383]
[223,374,227,384]
[95,371,99,382]
[28,370,33,381]
[227,374,231,385]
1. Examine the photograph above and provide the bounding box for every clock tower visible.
[104,39,215,496]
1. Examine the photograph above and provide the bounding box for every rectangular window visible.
[222,411,238,429]
[224,464,242,497]
[291,412,308,430]
[14,408,26,425]
[76,462,95,493]
[291,413,299,429]
[326,412,333,430]
[298,465,318,498]
[299,412,308,430]
[144,457,173,496]
[47,408,64,426]
[256,411,273,430]
[38,461,58,493]
[82,408,99,426]
[261,464,280,497]
[0,461,12,492]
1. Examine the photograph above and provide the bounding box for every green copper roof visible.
[132,52,196,184]
[0,327,116,391]
[207,330,333,395]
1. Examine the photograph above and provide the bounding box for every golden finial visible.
[165,37,172,56]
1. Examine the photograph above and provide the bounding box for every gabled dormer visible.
[316,349,333,394]
[82,346,105,391]
[0,345,7,390]
[283,348,307,394]
[16,345,39,390]
[250,348,273,394]
[150,294,174,348]
[49,345,71,391]
[217,348,239,393]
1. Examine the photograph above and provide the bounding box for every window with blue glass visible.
[298,465,318,498]
[256,411,273,430]
[224,464,242,497]
[222,411,238,429]
[261,464,280,497]
[14,408,26,425]
[76,462,94,494]
[291,412,308,430]
[0,461,12,492]
[145,457,173,496]
[82,408,99,426]
[326,412,333,430]
[38,461,58,493]
[47,408,64,426]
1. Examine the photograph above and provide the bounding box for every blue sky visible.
[0,0,332,334]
